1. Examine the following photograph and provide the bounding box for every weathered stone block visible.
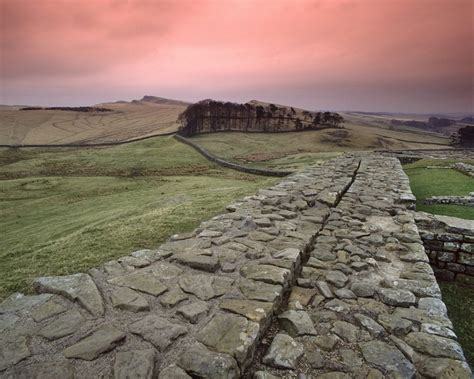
[446,263,465,273]
[404,332,464,360]
[460,243,474,254]
[33,274,104,317]
[114,349,155,379]
[0,336,30,371]
[196,313,259,368]
[438,233,463,242]
[177,342,239,379]
[437,251,456,262]
[129,315,187,351]
[63,324,125,360]
[458,252,474,266]
[262,333,304,369]
[443,242,460,252]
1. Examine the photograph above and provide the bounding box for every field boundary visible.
[174,134,294,177]
[0,131,177,148]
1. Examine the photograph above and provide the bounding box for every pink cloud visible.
[1,0,472,112]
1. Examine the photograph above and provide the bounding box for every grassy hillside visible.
[403,159,474,219]
[439,282,474,367]
[0,100,187,145]
[0,136,276,299]
[190,122,450,170]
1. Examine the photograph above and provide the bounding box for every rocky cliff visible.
[177,100,344,136]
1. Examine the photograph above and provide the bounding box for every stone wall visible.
[174,134,293,177]
[0,154,471,378]
[424,194,474,207]
[415,212,474,284]
[377,148,474,161]
[453,162,474,177]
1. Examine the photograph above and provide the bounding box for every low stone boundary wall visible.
[377,148,474,161]
[415,212,474,284]
[174,134,294,177]
[0,154,471,378]
[453,162,474,177]
[424,194,474,207]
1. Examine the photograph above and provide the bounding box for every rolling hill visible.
[0,96,189,145]
[0,96,463,151]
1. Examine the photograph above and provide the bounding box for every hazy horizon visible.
[1,0,472,113]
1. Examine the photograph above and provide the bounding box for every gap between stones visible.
[244,158,362,376]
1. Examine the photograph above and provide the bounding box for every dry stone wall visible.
[174,134,293,177]
[0,154,472,378]
[423,194,474,207]
[415,212,474,284]
[453,162,474,177]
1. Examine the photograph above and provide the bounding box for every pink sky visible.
[1,0,472,112]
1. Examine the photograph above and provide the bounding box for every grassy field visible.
[0,136,276,299]
[403,159,474,219]
[439,282,474,367]
[0,100,187,145]
[190,123,450,170]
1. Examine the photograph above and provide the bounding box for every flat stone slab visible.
[30,298,67,322]
[129,315,187,351]
[263,333,304,369]
[0,313,19,332]
[404,332,465,360]
[7,361,75,379]
[240,264,290,285]
[177,301,209,323]
[109,271,168,296]
[360,340,415,378]
[179,274,233,300]
[177,342,239,379]
[114,349,155,379]
[239,280,283,302]
[39,309,84,340]
[159,364,192,379]
[418,357,472,378]
[173,252,220,272]
[33,274,104,317]
[196,313,259,367]
[377,288,416,307]
[278,310,317,337]
[219,299,273,325]
[0,336,30,371]
[159,289,188,307]
[0,292,53,315]
[63,324,125,360]
[109,286,149,312]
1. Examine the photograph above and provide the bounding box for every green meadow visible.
[0,136,276,299]
[403,159,474,220]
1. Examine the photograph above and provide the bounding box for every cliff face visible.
[177,100,344,136]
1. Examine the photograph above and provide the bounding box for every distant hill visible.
[0,96,188,145]
[0,96,455,147]
[138,95,190,106]
[460,116,474,125]
[390,116,455,130]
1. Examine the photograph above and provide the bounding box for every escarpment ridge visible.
[177,99,344,137]
[0,153,471,378]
